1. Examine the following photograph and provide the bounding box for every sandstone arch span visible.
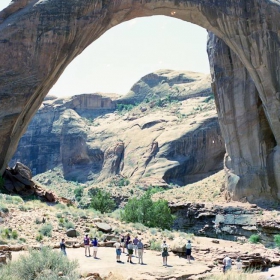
[0,0,280,203]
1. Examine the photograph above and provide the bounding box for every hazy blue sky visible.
[1,0,209,97]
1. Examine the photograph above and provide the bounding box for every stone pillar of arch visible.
[208,32,279,203]
[0,0,280,203]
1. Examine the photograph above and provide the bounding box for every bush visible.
[150,240,161,251]
[121,188,175,230]
[0,203,8,213]
[64,221,75,230]
[36,233,43,242]
[0,247,79,280]
[11,230,18,239]
[274,234,280,247]
[249,234,260,244]
[1,228,11,239]
[74,186,83,202]
[90,189,116,213]
[39,224,53,237]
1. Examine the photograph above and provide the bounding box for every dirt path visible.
[13,247,211,279]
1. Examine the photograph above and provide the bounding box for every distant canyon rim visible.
[1,0,280,204]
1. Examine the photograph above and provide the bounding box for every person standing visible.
[161,240,169,266]
[84,234,91,257]
[120,235,125,253]
[60,238,67,256]
[91,237,98,259]
[114,240,122,263]
[126,233,131,254]
[236,256,242,271]
[133,236,139,256]
[127,240,134,263]
[223,255,232,273]
[186,240,192,263]
[137,238,144,264]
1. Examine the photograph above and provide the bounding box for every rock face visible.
[171,202,280,246]
[208,33,280,204]
[10,70,225,185]
[0,0,280,203]
[2,162,58,202]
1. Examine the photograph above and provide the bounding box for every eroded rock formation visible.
[1,0,280,203]
[11,70,225,185]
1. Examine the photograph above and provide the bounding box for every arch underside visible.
[0,0,280,203]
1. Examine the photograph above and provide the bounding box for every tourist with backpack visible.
[84,234,91,257]
[161,240,169,266]
[91,237,98,259]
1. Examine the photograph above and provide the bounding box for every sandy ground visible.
[11,246,280,279]
[12,247,211,279]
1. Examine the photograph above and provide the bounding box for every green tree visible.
[121,188,175,230]
[90,189,116,213]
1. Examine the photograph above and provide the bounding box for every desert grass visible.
[206,270,260,280]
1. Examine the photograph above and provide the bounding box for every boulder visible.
[66,228,77,238]
[95,223,112,233]
[170,239,186,253]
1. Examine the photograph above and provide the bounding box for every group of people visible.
[59,234,192,267]
[59,234,241,273]
[115,234,144,264]
[223,255,242,273]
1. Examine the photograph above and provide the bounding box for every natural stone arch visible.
[0,0,280,203]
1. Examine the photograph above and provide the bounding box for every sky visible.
[0,0,210,97]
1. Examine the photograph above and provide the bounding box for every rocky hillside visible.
[10,70,225,189]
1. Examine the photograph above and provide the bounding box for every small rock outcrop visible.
[2,162,57,202]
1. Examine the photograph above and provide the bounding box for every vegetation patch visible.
[121,188,175,230]
[90,189,116,213]
[0,247,79,280]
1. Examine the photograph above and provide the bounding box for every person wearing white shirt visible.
[186,240,192,263]
[161,241,169,266]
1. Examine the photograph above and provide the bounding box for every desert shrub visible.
[249,234,260,244]
[0,247,79,280]
[109,209,122,220]
[134,222,147,231]
[90,189,116,213]
[39,224,53,237]
[74,186,83,202]
[19,237,26,243]
[150,240,161,251]
[64,221,75,230]
[116,103,135,112]
[55,203,66,210]
[18,205,28,212]
[121,189,175,230]
[1,228,11,239]
[12,196,24,204]
[150,228,158,235]
[0,203,8,213]
[11,230,18,239]
[36,233,43,242]
[205,270,257,280]
[35,217,42,224]
[56,213,63,218]
[274,234,280,247]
